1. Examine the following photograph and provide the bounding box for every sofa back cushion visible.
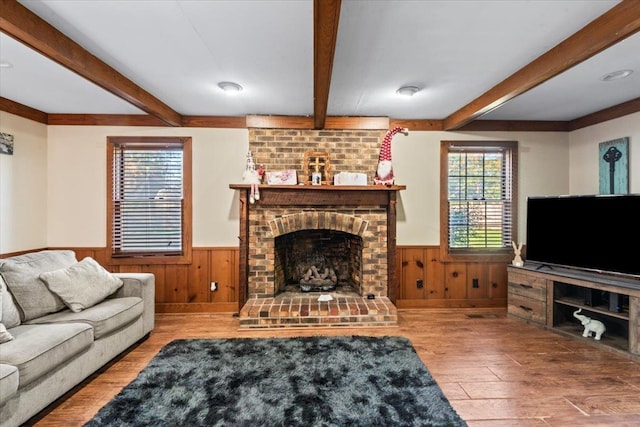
[0,250,77,321]
[1,274,21,328]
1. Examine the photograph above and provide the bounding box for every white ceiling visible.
[1,0,639,125]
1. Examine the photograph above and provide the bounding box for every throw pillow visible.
[39,257,123,313]
[0,322,14,343]
[0,275,21,328]
[0,250,77,321]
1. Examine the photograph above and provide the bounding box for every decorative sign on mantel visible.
[334,172,368,186]
[266,170,297,185]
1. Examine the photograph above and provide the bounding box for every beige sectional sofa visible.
[0,250,154,427]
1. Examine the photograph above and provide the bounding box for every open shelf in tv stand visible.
[507,263,640,359]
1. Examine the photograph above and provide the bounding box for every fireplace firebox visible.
[275,229,363,295]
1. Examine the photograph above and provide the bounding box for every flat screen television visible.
[525,194,640,279]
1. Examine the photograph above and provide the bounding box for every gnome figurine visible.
[374,127,409,186]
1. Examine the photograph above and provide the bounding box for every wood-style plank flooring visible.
[30,308,640,426]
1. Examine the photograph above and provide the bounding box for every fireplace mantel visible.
[229,184,405,206]
[230,184,406,313]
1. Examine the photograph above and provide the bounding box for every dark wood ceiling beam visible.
[569,97,640,131]
[390,119,443,131]
[0,97,48,124]
[457,120,569,132]
[325,116,388,130]
[47,114,167,127]
[182,116,247,128]
[443,0,640,131]
[313,0,341,130]
[0,0,182,127]
[246,115,315,129]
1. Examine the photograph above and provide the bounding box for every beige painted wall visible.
[569,111,640,194]
[0,112,48,253]
[0,111,637,252]
[46,126,248,247]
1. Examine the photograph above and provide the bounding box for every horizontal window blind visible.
[447,148,513,250]
[111,141,184,257]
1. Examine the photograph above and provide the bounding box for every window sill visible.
[107,251,192,266]
[440,251,512,264]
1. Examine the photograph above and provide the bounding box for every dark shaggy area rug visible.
[84,336,467,427]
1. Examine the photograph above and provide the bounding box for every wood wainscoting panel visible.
[396,246,508,309]
[188,249,210,303]
[163,264,190,304]
[66,248,109,268]
[445,262,468,300]
[488,262,508,300]
[399,247,444,301]
[50,247,239,313]
[208,248,238,305]
[466,263,488,300]
[425,247,445,299]
[400,247,427,300]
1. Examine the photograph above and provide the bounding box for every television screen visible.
[525,194,640,278]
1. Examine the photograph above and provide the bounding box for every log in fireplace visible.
[230,184,405,327]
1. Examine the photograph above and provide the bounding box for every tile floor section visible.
[239,292,398,327]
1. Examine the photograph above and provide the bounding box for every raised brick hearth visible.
[238,292,397,328]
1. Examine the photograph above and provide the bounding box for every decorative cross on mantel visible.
[311,156,324,173]
[303,151,331,184]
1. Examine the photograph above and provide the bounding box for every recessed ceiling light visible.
[396,86,420,97]
[600,69,633,82]
[218,81,243,94]
[0,61,13,68]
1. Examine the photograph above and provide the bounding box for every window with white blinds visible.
[108,137,190,259]
[442,141,517,254]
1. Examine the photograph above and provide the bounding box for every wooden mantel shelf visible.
[229,184,405,206]
[229,184,406,191]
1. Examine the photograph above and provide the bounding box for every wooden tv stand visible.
[507,263,640,358]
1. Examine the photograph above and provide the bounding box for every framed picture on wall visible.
[598,137,629,195]
[0,132,14,155]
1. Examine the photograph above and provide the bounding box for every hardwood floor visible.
[30,308,640,426]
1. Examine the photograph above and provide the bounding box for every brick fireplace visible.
[231,129,405,327]
[231,185,403,327]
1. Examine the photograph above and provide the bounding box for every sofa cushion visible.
[26,297,143,339]
[0,274,21,328]
[0,250,78,321]
[0,364,19,406]
[39,257,123,313]
[0,323,93,388]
